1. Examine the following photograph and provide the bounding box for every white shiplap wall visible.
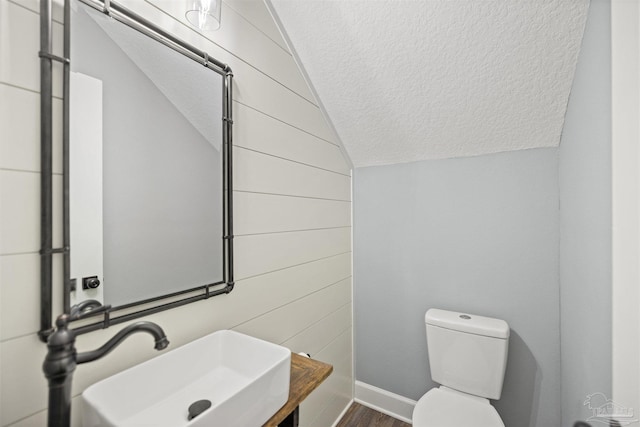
[0,0,353,426]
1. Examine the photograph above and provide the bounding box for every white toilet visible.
[412,309,510,427]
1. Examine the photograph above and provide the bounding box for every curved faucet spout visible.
[77,321,170,364]
[44,314,169,427]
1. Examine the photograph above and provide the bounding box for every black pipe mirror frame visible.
[38,0,234,342]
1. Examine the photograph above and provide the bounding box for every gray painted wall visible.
[354,148,560,427]
[353,4,612,426]
[559,0,612,424]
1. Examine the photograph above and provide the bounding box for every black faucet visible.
[42,310,169,427]
[77,321,169,363]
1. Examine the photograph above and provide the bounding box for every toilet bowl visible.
[413,387,504,427]
[412,309,509,427]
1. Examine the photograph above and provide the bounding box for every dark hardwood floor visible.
[336,403,411,427]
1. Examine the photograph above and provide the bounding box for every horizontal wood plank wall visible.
[0,0,353,425]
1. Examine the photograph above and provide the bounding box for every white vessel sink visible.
[82,330,291,427]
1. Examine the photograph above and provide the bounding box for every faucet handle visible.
[54,313,71,329]
[46,314,76,349]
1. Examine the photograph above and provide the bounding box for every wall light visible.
[185,0,221,31]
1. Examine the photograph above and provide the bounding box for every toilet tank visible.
[425,309,509,400]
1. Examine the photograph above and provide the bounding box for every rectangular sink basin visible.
[82,330,291,427]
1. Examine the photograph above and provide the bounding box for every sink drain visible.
[188,399,212,421]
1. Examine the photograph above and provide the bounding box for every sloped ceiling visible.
[268,0,590,167]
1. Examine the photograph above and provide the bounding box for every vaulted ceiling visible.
[268,0,590,167]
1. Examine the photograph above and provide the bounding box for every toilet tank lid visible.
[425,309,510,339]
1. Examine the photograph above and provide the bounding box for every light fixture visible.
[185,0,221,31]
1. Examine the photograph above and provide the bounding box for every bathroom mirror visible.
[39,0,234,340]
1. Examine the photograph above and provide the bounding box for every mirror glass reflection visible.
[69,0,224,308]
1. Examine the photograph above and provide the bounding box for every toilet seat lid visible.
[413,387,505,427]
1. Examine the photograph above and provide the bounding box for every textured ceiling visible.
[268,0,590,167]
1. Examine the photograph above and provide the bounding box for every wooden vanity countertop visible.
[262,353,333,427]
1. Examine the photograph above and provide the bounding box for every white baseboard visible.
[330,398,355,427]
[354,381,416,424]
